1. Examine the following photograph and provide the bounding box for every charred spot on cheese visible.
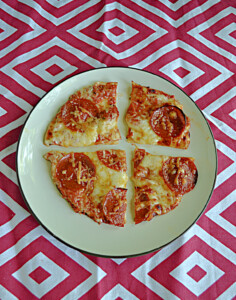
[150,105,186,139]
[161,157,198,196]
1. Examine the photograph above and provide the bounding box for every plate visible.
[16,67,217,258]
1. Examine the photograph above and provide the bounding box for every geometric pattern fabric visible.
[0,0,235,299]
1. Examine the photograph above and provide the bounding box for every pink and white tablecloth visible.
[0,1,235,299]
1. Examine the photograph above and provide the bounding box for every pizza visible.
[44,149,128,226]
[43,80,199,226]
[126,81,191,149]
[44,81,121,147]
[133,148,198,224]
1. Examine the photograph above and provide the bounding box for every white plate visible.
[16,67,217,257]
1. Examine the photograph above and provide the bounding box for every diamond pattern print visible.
[96,18,138,45]
[0,0,235,299]
[31,55,77,84]
[68,2,167,59]
[187,265,207,283]
[12,252,69,298]
[29,266,51,284]
[159,57,204,88]
[170,251,224,296]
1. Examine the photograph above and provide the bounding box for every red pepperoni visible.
[56,153,96,193]
[61,98,98,131]
[103,188,127,227]
[150,105,186,138]
[162,157,198,196]
[135,207,149,224]
[97,150,127,171]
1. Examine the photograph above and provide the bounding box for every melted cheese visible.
[133,152,180,217]
[127,118,161,144]
[85,152,128,206]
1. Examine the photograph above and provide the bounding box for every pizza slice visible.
[126,82,191,149]
[44,149,128,227]
[44,82,121,147]
[133,149,198,224]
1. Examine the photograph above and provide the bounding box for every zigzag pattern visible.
[0,0,235,298]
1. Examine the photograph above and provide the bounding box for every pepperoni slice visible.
[135,207,150,224]
[97,150,127,171]
[61,98,98,131]
[56,153,96,193]
[103,188,127,227]
[150,105,186,138]
[162,157,198,196]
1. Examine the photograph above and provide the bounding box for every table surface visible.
[0,1,235,299]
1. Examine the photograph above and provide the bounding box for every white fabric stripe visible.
[216,282,236,300]
[214,139,236,188]
[204,113,236,140]
[215,162,236,189]
[204,87,236,114]
[101,284,140,300]
[215,140,236,160]
[0,189,30,239]
[0,1,45,59]
[0,85,33,113]
[206,190,236,237]
[0,142,17,160]
[0,284,18,300]
[0,114,29,139]
[18,0,101,26]
[0,162,18,185]
[132,0,220,27]
[188,7,236,62]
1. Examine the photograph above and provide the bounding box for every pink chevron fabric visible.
[0,0,235,299]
